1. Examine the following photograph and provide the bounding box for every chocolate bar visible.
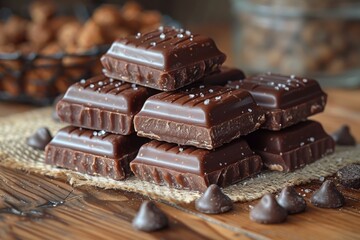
[130,139,263,192]
[198,66,245,86]
[45,126,147,180]
[246,121,335,172]
[56,75,156,135]
[134,85,265,150]
[226,73,327,130]
[101,26,226,91]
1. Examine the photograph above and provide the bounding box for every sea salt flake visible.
[319,176,325,182]
[179,147,183,152]
[89,84,95,88]
[309,137,315,142]
[158,26,164,31]
[98,81,103,86]
[93,131,98,136]
[305,189,311,193]
[199,85,205,89]
[300,142,305,146]
[189,94,195,98]
[215,96,221,100]
[248,108,252,112]
[209,89,214,93]
[150,42,156,46]
[159,33,166,39]
[177,33,184,38]
[135,32,141,38]
[290,74,296,79]
[185,30,191,35]
[204,99,210,105]
[303,78,308,83]
[80,79,86,84]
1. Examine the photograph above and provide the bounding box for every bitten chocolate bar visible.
[45,126,147,180]
[246,120,335,172]
[56,75,156,135]
[227,73,327,130]
[101,26,226,91]
[134,85,265,150]
[130,139,263,192]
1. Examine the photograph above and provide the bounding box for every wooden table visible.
[0,87,359,240]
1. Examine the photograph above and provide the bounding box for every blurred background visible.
[0,0,360,100]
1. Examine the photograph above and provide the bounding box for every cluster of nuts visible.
[234,0,360,78]
[0,1,161,101]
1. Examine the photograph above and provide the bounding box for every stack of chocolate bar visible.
[45,26,335,192]
[226,74,335,172]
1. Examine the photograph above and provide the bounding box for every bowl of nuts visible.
[0,1,163,105]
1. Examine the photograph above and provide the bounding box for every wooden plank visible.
[1,166,359,240]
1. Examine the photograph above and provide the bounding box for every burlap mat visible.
[0,107,359,203]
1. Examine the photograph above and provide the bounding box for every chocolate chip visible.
[132,201,169,232]
[195,184,233,214]
[331,125,356,146]
[26,127,52,150]
[337,164,360,189]
[277,186,306,214]
[250,193,287,224]
[311,180,345,208]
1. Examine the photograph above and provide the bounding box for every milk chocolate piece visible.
[310,180,345,208]
[134,86,265,150]
[250,194,288,224]
[277,186,306,214]
[195,184,233,214]
[26,127,53,150]
[331,125,356,146]
[101,26,226,91]
[132,201,169,232]
[337,164,360,189]
[227,73,327,130]
[130,139,263,192]
[246,121,335,172]
[57,75,156,135]
[45,126,147,180]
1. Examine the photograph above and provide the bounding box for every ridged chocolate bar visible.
[130,139,263,192]
[101,26,226,91]
[134,85,265,150]
[45,126,148,180]
[226,73,327,130]
[246,121,335,172]
[56,75,156,135]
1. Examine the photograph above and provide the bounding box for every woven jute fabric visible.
[0,108,359,203]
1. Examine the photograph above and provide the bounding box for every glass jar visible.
[231,0,360,87]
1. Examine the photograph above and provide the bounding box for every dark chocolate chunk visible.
[52,94,64,122]
[101,26,226,91]
[45,126,147,180]
[337,164,360,189]
[195,184,233,214]
[227,73,327,130]
[310,180,345,208]
[132,201,169,232]
[277,186,306,214]
[26,127,53,150]
[57,75,156,135]
[250,194,287,224]
[246,121,335,172]
[134,85,265,150]
[331,125,356,146]
[130,139,263,192]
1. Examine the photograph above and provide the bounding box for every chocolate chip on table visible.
[331,125,356,146]
[277,186,307,214]
[26,127,53,150]
[132,201,169,232]
[310,180,345,208]
[337,164,360,189]
[250,193,287,224]
[195,184,233,214]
